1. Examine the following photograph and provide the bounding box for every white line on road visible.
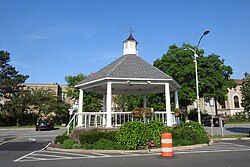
[13,142,51,162]
[40,150,89,157]
[14,150,39,162]
[32,153,70,158]
[176,148,250,154]
[15,148,250,162]
[28,138,36,142]
[24,135,58,138]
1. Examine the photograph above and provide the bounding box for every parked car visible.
[36,117,54,131]
[202,116,226,127]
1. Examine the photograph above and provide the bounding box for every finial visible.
[129,27,134,35]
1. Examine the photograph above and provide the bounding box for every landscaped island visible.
[53,121,209,150]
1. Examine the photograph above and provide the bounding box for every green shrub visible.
[145,121,172,147]
[54,133,70,144]
[173,121,209,146]
[92,139,122,150]
[79,129,117,145]
[61,139,76,149]
[116,121,146,150]
[81,143,94,149]
[79,129,104,144]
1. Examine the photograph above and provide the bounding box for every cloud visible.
[21,25,95,41]
[89,51,120,62]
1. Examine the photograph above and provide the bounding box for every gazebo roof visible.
[76,54,181,94]
[79,54,173,84]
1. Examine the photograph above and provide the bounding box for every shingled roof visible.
[78,54,173,85]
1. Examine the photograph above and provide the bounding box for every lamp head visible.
[203,30,210,36]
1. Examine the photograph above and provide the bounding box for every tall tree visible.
[241,72,250,114]
[0,50,29,99]
[113,95,143,112]
[65,74,102,112]
[154,44,236,113]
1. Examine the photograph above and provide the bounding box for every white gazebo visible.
[73,33,181,129]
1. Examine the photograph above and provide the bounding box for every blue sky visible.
[1,0,249,84]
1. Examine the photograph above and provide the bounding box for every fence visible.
[67,111,177,135]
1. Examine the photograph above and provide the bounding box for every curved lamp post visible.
[186,30,210,124]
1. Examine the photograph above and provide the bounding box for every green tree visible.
[2,90,31,126]
[0,50,29,99]
[113,95,143,112]
[65,73,85,100]
[65,74,102,112]
[154,44,236,113]
[241,72,250,114]
[29,88,70,124]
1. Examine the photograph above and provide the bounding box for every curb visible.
[213,137,250,141]
[46,143,209,154]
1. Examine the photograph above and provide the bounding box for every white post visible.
[165,83,172,126]
[174,91,179,109]
[143,95,147,108]
[194,54,201,124]
[106,82,112,128]
[102,95,106,126]
[77,89,83,127]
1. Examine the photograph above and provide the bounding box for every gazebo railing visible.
[67,111,177,135]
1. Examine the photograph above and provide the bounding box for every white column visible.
[175,91,179,109]
[106,82,112,128]
[165,83,172,126]
[77,89,83,127]
[143,95,147,108]
[102,95,106,126]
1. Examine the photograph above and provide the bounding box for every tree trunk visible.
[214,99,218,115]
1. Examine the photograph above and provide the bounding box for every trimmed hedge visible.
[116,121,146,150]
[79,129,117,145]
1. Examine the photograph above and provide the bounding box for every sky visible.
[1,0,250,85]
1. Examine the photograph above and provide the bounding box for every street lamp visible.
[186,30,210,124]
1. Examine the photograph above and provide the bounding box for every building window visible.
[234,96,240,108]
[220,101,226,109]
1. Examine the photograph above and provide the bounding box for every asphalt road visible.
[3,140,250,167]
[0,127,66,166]
[1,126,250,167]
[204,124,250,136]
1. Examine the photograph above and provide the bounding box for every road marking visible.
[14,150,39,162]
[24,135,58,138]
[14,141,250,162]
[176,148,250,154]
[28,138,36,142]
[32,153,70,158]
[13,142,51,162]
[40,150,89,156]
[92,152,112,156]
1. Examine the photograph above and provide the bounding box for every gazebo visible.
[73,33,181,128]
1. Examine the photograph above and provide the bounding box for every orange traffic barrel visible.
[161,132,174,157]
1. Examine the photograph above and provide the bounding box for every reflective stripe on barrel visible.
[161,132,174,157]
